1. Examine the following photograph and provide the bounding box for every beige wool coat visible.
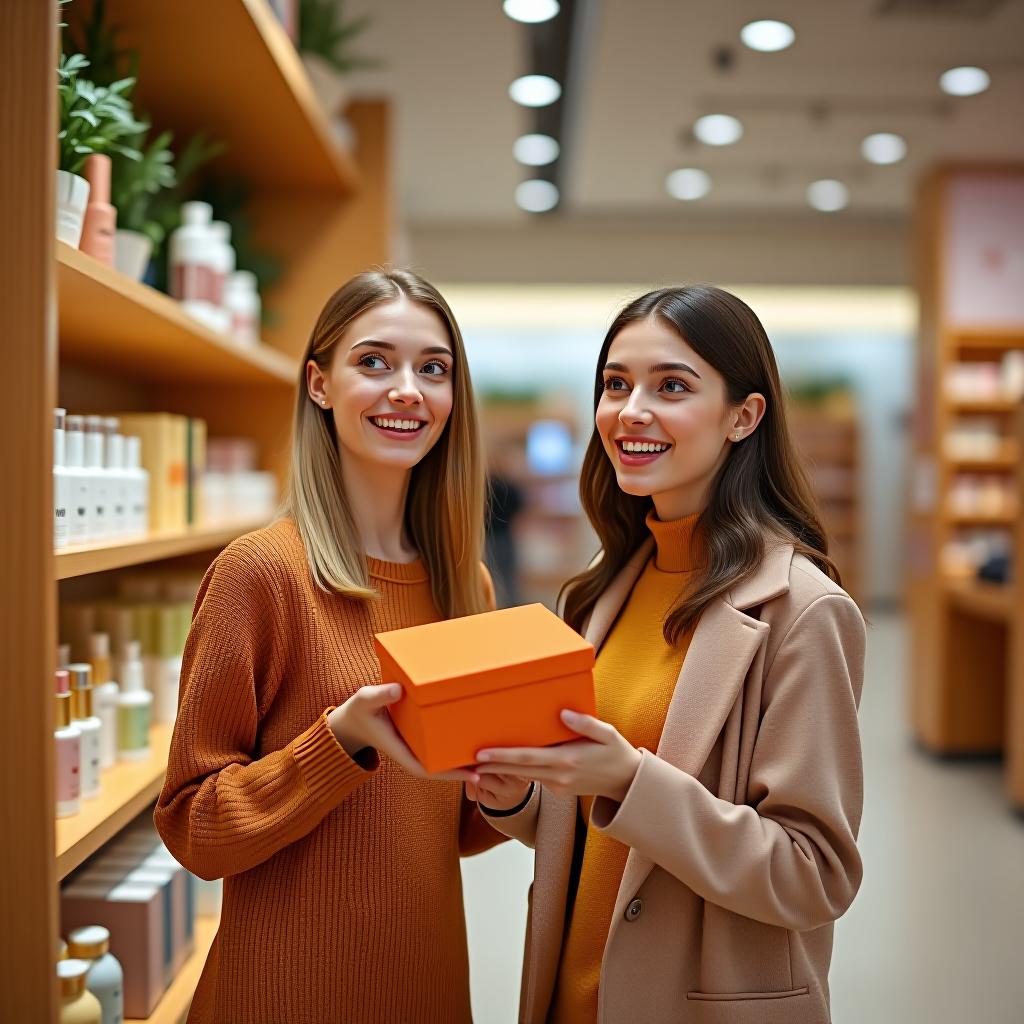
[486,539,866,1024]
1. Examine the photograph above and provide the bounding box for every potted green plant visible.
[56,50,146,247]
[110,129,175,279]
[298,0,380,122]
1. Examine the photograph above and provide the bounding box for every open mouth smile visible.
[369,415,428,440]
[615,437,673,466]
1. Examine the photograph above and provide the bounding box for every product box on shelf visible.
[374,603,596,773]
[115,414,191,533]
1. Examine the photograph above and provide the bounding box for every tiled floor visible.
[461,612,1024,1023]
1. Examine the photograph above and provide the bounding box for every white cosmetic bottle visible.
[55,669,82,819]
[67,662,102,799]
[104,418,129,541]
[124,436,149,537]
[54,408,71,550]
[84,415,110,540]
[89,632,120,771]
[67,926,124,1024]
[117,641,152,761]
[65,415,94,545]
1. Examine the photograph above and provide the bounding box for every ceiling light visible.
[509,75,562,108]
[940,66,990,96]
[807,179,849,212]
[740,19,795,52]
[694,114,743,146]
[503,0,560,23]
[862,132,907,165]
[516,179,559,213]
[514,134,560,166]
[666,168,711,201]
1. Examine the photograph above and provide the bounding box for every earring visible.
[320,399,327,407]
[734,432,741,441]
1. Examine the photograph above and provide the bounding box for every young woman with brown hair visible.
[474,285,865,1024]
[156,270,501,1023]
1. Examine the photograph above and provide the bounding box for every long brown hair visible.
[281,269,489,619]
[562,285,839,643]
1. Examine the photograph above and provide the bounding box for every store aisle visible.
[461,612,1024,1023]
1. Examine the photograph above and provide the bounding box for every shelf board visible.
[944,452,1018,471]
[57,725,173,880]
[57,520,268,580]
[944,509,1017,526]
[58,244,296,386]
[950,327,1024,352]
[126,914,219,1024]
[944,579,1015,624]
[948,398,1020,415]
[72,0,358,194]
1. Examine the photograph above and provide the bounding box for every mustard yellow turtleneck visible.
[550,510,703,1024]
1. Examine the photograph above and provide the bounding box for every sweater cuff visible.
[292,710,379,811]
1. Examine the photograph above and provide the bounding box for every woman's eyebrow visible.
[604,360,701,379]
[351,339,453,356]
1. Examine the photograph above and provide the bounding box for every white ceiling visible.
[345,0,1024,222]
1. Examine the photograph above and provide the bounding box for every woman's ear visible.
[306,359,331,409]
[729,393,767,443]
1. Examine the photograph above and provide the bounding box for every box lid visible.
[374,603,594,707]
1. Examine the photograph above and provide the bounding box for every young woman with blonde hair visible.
[474,285,865,1024]
[156,269,502,1023]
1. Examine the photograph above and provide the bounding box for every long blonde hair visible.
[281,269,488,618]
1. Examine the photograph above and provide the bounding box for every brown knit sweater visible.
[154,517,503,1024]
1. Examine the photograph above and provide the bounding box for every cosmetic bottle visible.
[84,416,110,540]
[170,201,219,328]
[55,670,82,819]
[67,663,102,799]
[117,641,152,761]
[79,154,116,266]
[55,408,71,550]
[225,271,261,346]
[57,959,102,1024]
[65,416,93,545]
[89,633,120,770]
[208,220,234,332]
[68,926,124,1024]
[124,437,149,537]
[104,418,129,540]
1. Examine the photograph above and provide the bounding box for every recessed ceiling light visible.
[666,168,711,201]
[807,179,849,212]
[514,134,560,166]
[516,179,559,213]
[862,132,907,165]
[503,0,560,23]
[740,19,795,52]
[509,75,562,108]
[694,114,743,146]
[940,66,990,96]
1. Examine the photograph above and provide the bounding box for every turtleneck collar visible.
[645,509,702,573]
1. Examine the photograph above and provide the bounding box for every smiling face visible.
[307,295,455,475]
[596,315,755,520]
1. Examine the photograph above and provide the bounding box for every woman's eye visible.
[359,354,389,370]
[602,377,629,392]
[421,360,450,376]
[661,379,690,394]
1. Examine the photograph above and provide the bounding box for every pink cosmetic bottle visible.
[79,155,117,266]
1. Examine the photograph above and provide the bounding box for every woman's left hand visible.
[475,709,642,803]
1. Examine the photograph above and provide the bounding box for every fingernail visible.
[477,752,491,762]
[561,709,577,723]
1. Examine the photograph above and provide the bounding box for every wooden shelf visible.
[950,327,1024,352]
[126,914,219,1024]
[944,509,1017,526]
[948,398,1020,415]
[945,579,1015,624]
[57,520,268,580]
[58,244,295,386]
[56,725,172,880]
[72,0,358,194]
[945,452,1018,471]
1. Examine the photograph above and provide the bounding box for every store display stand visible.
[1,3,391,1017]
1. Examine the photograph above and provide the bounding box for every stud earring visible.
[734,432,741,441]
[320,399,327,407]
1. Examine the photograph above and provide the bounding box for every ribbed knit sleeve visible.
[154,541,377,881]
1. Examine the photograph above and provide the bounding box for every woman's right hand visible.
[327,683,478,784]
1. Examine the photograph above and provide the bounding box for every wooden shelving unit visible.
[907,165,1024,813]
[57,521,269,580]
[1,3,392,1017]
[125,915,219,1024]
[789,403,863,606]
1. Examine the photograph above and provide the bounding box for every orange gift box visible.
[373,603,596,773]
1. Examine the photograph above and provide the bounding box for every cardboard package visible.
[374,603,595,772]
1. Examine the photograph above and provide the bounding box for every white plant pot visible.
[56,170,91,247]
[114,229,153,281]
[302,53,349,117]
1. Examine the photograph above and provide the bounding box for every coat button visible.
[624,898,643,922]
